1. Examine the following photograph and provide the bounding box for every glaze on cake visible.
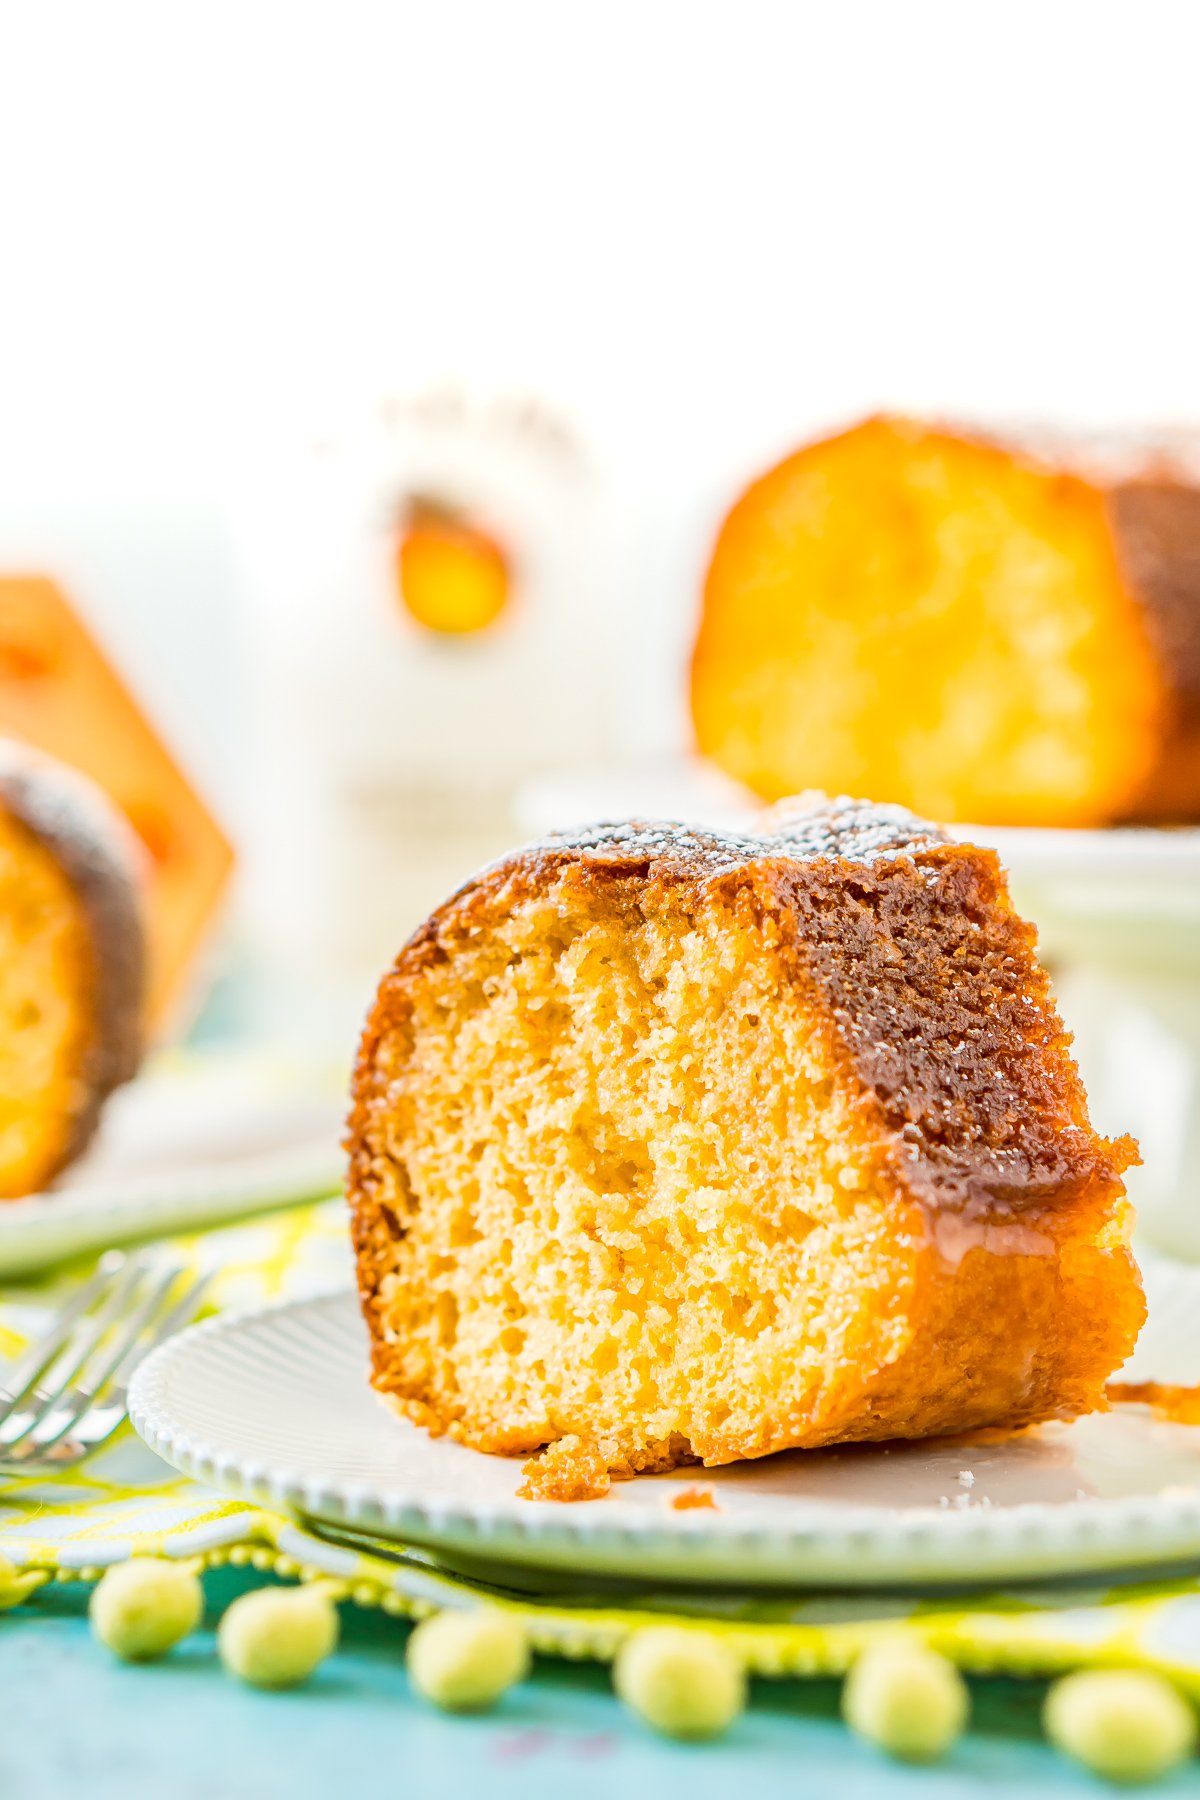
[347,798,1143,1498]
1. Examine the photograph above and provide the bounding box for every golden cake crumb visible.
[1106,1382,1200,1424]
[670,1487,718,1512]
[518,1436,612,1502]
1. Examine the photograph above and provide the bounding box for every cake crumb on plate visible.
[669,1486,719,1512]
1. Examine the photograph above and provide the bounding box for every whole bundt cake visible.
[347,798,1144,1499]
[691,416,1200,826]
[0,741,145,1197]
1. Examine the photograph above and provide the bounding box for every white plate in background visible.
[0,1054,345,1277]
[131,1255,1200,1590]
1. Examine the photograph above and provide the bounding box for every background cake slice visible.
[347,799,1144,1499]
[691,416,1200,826]
[0,741,145,1198]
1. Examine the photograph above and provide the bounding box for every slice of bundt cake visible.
[347,799,1144,1499]
[0,741,145,1197]
[691,416,1200,825]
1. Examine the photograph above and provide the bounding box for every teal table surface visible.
[3,1572,1199,1799]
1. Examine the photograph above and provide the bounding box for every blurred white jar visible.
[235,391,621,1013]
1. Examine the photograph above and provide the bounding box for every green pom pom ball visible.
[218,1585,339,1689]
[614,1627,746,1740]
[842,1641,969,1763]
[1044,1670,1197,1784]
[406,1610,531,1711]
[89,1557,204,1661]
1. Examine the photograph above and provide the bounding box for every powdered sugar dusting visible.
[528,796,949,876]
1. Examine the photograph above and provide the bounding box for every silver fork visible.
[0,1251,209,1474]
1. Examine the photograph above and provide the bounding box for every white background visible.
[1,0,1199,819]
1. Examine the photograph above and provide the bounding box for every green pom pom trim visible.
[8,1513,1200,1701]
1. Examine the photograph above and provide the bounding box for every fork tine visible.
[0,1263,211,1474]
[0,1256,151,1448]
[26,1271,216,1465]
[110,1270,212,1388]
[14,1262,183,1456]
[0,1253,129,1424]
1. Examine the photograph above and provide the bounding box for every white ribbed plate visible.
[129,1255,1200,1588]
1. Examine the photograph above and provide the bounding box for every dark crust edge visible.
[919,423,1200,818]
[346,800,1138,1373]
[0,742,146,1183]
[1105,480,1200,818]
[934,428,1200,812]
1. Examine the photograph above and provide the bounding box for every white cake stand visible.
[516,760,1200,1263]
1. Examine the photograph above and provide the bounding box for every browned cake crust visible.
[980,426,1200,818]
[1105,476,1200,817]
[966,429,1200,775]
[0,741,145,1182]
[348,799,1143,1491]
